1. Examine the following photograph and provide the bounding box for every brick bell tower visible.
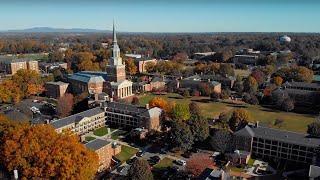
[106,21,126,82]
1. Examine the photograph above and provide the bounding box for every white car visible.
[175,159,187,166]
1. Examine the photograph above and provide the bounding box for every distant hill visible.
[4,27,111,33]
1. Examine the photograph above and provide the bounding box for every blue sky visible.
[1,0,320,32]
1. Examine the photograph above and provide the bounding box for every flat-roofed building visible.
[85,139,121,172]
[234,124,320,164]
[51,107,105,135]
[134,58,157,73]
[0,56,39,75]
[103,101,162,131]
[45,81,69,99]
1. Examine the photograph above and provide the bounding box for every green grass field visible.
[111,130,128,140]
[93,127,109,137]
[115,145,139,163]
[138,93,315,133]
[153,157,174,170]
[85,136,96,142]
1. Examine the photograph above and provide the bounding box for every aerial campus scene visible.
[0,0,320,179]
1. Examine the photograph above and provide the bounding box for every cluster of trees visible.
[0,70,51,103]
[149,98,209,151]
[0,116,99,179]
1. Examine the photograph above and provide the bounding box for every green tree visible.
[128,158,153,180]
[188,115,209,142]
[170,120,194,150]
[172,103,191,121]
[210,130,233,153]
[307,120,320,137]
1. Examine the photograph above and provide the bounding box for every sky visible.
[0,0,320,32]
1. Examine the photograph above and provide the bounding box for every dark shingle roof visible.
[85,139,111,151]
[283,81,320,89]
[50,107,104,129]
[235,125,320,147]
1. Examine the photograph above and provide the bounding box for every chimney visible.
[145,103,150,109]
[255,121,259,128]
[109,98,113,102]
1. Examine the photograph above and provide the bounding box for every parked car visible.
[126,157,137,165]
[150,156,161,163]
[182,151,192,158]
[136,150,145,157]
[190,148,199,153]
[174,159,187,166]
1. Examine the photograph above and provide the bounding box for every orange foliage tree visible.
[57,93,74,118]
[149,97,172,113]
[0,119,99,179]
[186,153,215,177]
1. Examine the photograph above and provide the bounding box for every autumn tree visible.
[189,102,201,117]
[12,69,44,97]
[132,96,140,105]
[125,58,138,75]
[250,69,266,85]
[243,76,258,93]
[273,76,283,86]
[73,52,100,71]
[57,93,74,117]
[186,153,215,177]
[128,158,153,180]
[218,63,235,76]
[172,52,188,63]
[0,121,99,179]
[217,112,229,130]
[149,97,171,113]
[229,109,250,131]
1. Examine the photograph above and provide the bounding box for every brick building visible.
[133,77,166,93]
[103,101,162,131]
[85,139,121,172]
[0,58,39,75]
[45,81,69,99]
[134,58,157,73]
[68,72,105,94]
[51,107,105,135]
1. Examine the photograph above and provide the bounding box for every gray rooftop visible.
[68,72,106,83]
[103,101,161,118]
[235,125,320,147]
[45,81,69,86]
[50,107,104,129]
[85,139,111,151]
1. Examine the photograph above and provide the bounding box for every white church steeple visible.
[110,21,122,66]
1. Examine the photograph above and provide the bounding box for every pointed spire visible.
[113,20,117,43]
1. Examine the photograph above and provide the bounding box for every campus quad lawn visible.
[85,136,96,142]
[111,130,128,140]
[93,127,109,136]
[138,93,315,133]
[153,157,174,170]
[115,145,139,163]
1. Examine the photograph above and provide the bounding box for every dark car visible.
[136,150,145,157]
[126,157,137,165]
[150,155,161,162]
[182,151,192,158]
[190,148,199,153]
